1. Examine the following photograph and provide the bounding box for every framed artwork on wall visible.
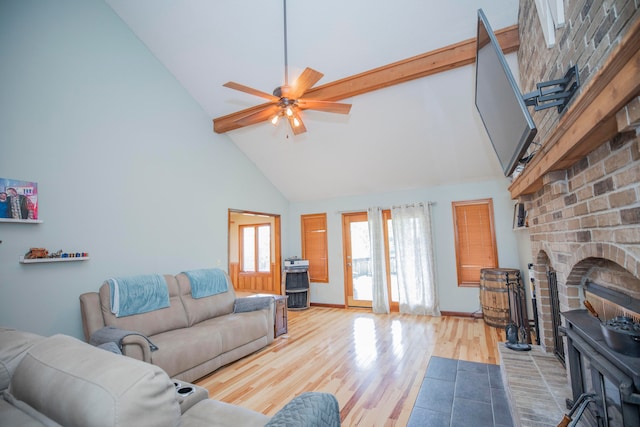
[0,178,39,222]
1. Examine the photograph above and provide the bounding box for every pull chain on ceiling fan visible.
[216,0,352,135]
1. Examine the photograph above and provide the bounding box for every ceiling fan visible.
[213,0,352,136]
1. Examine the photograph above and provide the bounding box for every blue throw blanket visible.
[183,268,228,299]
[108,274,170,317]
[234,296,273,313]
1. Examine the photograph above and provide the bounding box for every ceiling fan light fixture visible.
[213,0,351,135]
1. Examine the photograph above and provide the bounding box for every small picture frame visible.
[0,178,38,222]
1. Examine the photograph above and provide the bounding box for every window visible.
[301,213,328,283]
[452,199,498,287]
[240,224,271,273]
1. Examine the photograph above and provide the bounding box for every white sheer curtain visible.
[367,207,389,313]
[391,203,440,316]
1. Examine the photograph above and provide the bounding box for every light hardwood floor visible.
[196,307,504,426]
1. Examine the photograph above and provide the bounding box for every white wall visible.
[0,0,289,339]
[289,178,522,313]
[0,1,532,339]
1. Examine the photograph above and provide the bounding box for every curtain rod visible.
[335,202,435,215]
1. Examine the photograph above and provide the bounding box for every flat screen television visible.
[475,9,537,177]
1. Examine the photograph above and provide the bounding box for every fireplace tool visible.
[557,392,595,427]
[505,272,531,351]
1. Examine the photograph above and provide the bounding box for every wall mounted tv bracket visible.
[523,65,580,113]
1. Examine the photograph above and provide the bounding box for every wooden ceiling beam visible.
[213,25,519,134]
[302,25,519,102]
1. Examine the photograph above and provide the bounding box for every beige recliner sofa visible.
[0,328,341,427]
[79,270,274,383]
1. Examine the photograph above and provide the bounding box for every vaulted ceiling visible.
[106,0,520,201]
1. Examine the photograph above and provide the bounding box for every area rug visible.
[407,357,514,427]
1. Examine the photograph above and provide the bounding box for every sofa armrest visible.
[234,296,275,344]
[10,334,181,427]
[121,334,152,362]
[171,380,208,414]
[233,296,272,313]
[0,328,44,391]
[79,292,105,342]
[265,392,341,426]
[265,300,275,344]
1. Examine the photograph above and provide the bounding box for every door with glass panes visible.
[342,211,398,310]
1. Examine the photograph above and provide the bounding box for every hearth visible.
[562,309,640,426]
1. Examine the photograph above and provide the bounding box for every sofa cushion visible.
[181,399,270,427]
[176,272,236,326]
[147,327,222,379]
[147,310,268,379]
[10,334,181,427]
[0,328,44,391]
[99,274,189,336]
[194,311,269,354]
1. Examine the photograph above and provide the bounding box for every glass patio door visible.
[342,211,399,310]
[343,213,372,307]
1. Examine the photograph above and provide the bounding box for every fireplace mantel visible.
[510,18,640,199]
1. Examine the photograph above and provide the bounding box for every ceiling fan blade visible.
[288,113,307,135]
[297,100,352,114]
[223,82,279,102]
[235,105,281,127]
[288,68,324,99]
[214,102,275,133]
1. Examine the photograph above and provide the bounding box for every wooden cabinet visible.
[274,295,288,337]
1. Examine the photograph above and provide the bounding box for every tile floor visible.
[407,356,514,427]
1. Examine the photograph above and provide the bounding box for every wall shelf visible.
[0,219,42,223]
[19,256,89,264]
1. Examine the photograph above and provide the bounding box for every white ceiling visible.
[105,0,520,201]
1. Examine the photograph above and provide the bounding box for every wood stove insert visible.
[562,309,640,426]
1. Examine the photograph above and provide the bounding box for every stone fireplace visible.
[512,0,640,355]
[503,1,640,425]
[525,129,640,354]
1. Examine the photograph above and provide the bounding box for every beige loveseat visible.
[79,270,274,383]
[0,328,341,427]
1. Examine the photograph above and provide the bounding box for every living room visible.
[2,1,640,426]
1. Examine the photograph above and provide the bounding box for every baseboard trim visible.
[441,310,484,319]
[310,303,346,309]
[307,304,485,319]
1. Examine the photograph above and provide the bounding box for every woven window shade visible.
[453,200,498,286]
[301,214,329,282]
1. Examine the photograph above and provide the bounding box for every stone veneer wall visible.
[516,0,640,350]
[518,0,640,145]
[526,131,640,349]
